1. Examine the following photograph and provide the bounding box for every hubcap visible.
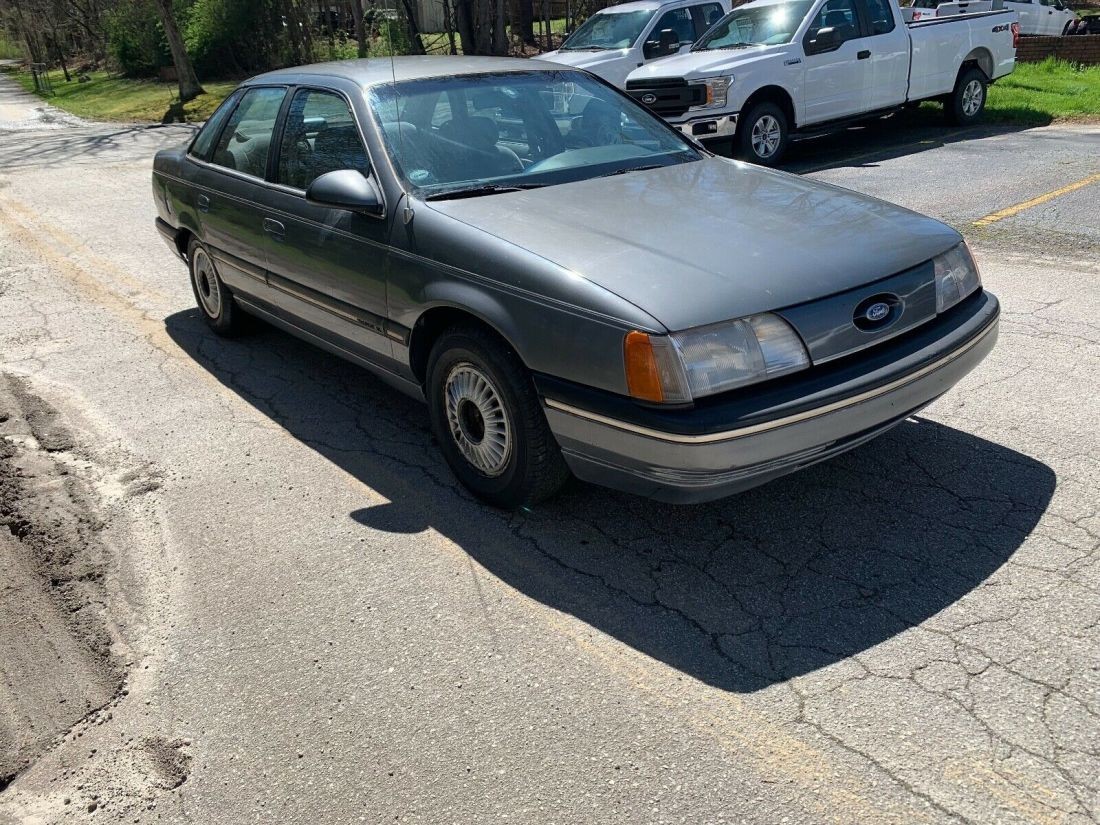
[444,363,512,477]
[192,248,222,319]
[962,80,983,117]
[751,114,782,159]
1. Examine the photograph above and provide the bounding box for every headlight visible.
[624,313,809,403]
[695,76,733,109]
[933,243,982,313]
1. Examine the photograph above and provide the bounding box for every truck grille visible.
[625,77,704,118]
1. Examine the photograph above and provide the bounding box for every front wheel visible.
[426,326,570,509]
[946,68,988,126]
[736,102,789,166]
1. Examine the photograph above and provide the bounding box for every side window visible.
[653,8,697,43]
[277,88,369,191]
[189,90,241,161]
[210,86,287,179]
[695,2,725,33]
[862,0,895,33]
[807,0,862,45]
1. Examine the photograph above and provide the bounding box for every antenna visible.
[384,9,414,225]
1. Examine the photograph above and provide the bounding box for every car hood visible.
[627,44,787,82]
[540,48,631,71]
[426,157,961,332]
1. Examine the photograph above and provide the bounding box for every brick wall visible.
[1016,35,1100,63]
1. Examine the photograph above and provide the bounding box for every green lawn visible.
[5,67,237,122]
[985,58,1100,124]
[7,51,1097,126]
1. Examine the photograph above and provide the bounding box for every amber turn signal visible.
[624,331,665,403]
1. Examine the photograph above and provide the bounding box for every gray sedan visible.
[152,56,999,507]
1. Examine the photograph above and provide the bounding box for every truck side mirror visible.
[805,26,841,54]
[659,28,679,54]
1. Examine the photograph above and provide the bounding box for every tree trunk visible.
[455,0,477,54]
[151,0,204,103]
[515,0,534,46]
[441,0,458,54]
[350,0,367,57]
[399,0,426,54]
[492,0,505,54]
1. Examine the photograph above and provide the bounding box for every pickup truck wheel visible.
[737,102,789,166]
[947,68,987,126]
[188,239,245,336]
[426,326,570,509]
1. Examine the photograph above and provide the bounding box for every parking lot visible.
[0,74,1098,824]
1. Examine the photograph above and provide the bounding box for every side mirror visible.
[306,169,384,215]
[805,26,841,54]
[658,27,679,54]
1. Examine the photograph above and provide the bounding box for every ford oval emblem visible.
[865,302,891,323]
[641,93,657,105]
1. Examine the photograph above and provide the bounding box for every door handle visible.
[196,194,210,212]
[858,49,871,59]
[263,218,286,240]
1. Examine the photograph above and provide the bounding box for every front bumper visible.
[672,112,739,140]
[541,291,999,503]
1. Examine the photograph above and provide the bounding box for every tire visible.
[946,67,988,126]
[426,326,570,509]
[736,101,789,166]
[188,238,245,336]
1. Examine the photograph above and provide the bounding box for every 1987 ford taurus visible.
[152,56,999,507]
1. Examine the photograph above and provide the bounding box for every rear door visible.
[801,0,871,123]
[189,85,287,295]
[857,0,909,109]
[262,85,395,362]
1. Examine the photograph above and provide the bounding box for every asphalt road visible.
[0,74,1098,824]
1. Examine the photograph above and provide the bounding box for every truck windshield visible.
[369,70,700,199]
[695,0,813,48]
[561,10,656,50]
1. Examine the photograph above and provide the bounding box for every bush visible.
[104,0,170,76]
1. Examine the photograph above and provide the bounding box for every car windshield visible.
[369,70,701,199]
[560,10,656,49]
[695,0,813,48]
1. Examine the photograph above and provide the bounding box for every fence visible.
[1016,34,1100,64]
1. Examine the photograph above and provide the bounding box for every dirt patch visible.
[0,374,123,787]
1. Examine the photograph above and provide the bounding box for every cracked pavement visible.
[0,72,1097,823]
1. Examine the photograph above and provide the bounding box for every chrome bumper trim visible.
[544,320,997,446]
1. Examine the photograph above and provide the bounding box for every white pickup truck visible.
[624,0,1018,164]
[540,0,732,88]
[907,0,1075,35]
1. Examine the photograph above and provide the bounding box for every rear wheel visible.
[426,326,570,508]
[736,101,789,166]
[188,239,245,336]
[946,67,988,126]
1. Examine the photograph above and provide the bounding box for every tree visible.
[349,0,367,57]
[151,0,203,101]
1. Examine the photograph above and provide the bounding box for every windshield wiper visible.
[561,45,614,51]
[425,183,546,201]
[599,164,665,178]
[705,42,762,50]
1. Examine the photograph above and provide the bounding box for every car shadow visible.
[771,107,1051,174]
[165,309,1055,693]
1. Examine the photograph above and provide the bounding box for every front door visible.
[801,0,871,124]
[262,86,394,363]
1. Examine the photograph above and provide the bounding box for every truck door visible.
[801,0,870,124]
[856,0,909,109]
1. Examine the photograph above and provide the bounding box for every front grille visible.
[625,77,704,118]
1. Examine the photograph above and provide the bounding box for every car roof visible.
[245,56,567,89]
[594,0,692,11]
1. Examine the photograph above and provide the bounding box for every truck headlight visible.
[695,76,733,109]
[933,243,982,313]
[624,313,809,403]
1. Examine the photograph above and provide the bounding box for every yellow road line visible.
[973,172,1100,227]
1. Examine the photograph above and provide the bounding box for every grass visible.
[985,58,1100,124]
[6,67,237,122]
[0,34,22,60]
[9,48,1095,126]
